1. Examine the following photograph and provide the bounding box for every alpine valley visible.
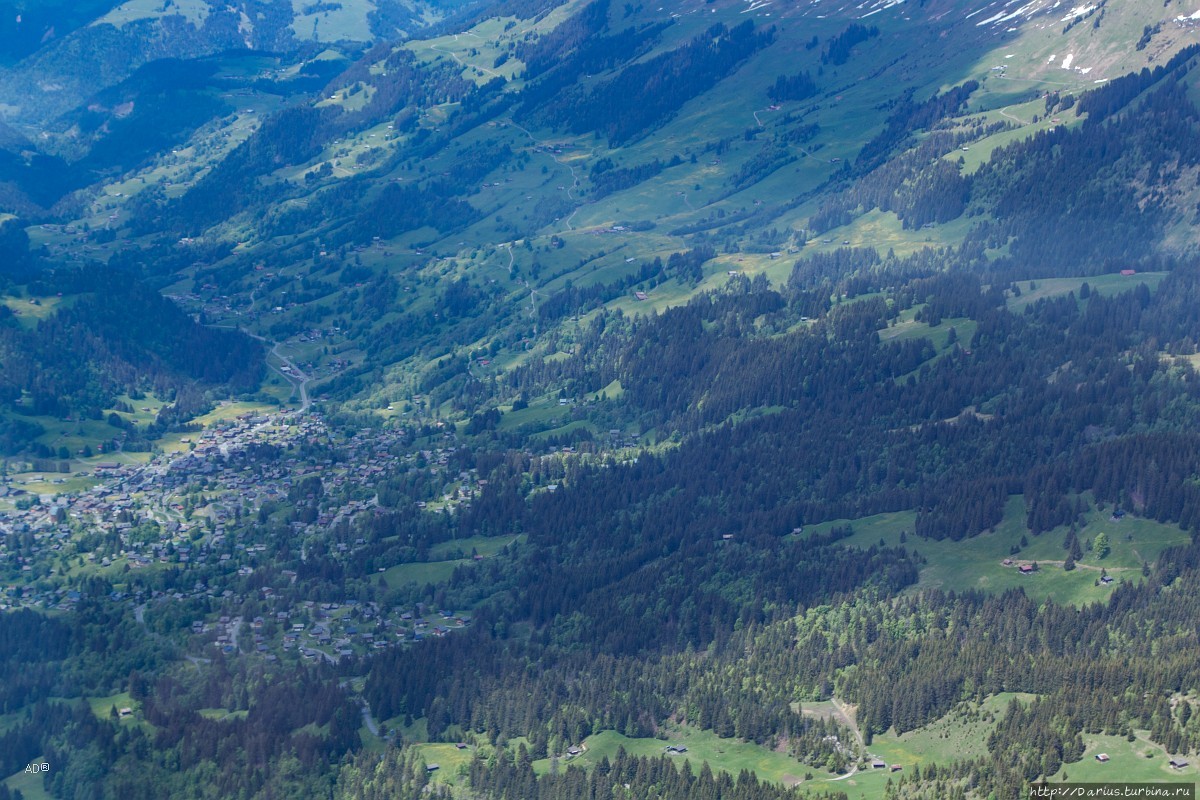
[3,0,1200,798]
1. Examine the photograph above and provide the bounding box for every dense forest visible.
[11,244,1196,798]
[5,4,1200,800]
[533,20,774,145]
[0,267,262,453]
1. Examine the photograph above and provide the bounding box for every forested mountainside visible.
[0,0,467,124]
[5,0,1200,798]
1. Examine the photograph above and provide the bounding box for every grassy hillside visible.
[20,0,1177,425]
[5,3,1200,798]
[802,495,1191,607]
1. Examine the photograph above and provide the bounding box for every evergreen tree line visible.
[534,21,774,146]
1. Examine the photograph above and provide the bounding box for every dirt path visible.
[522,278,540,336]
[360,699,380,736]
[999,107,1030,126]
[271,341,311,412]
[431,38,501,78]
[240,329,312,412]
[1008,560,1135,573]
[509,120,589,232]
[228,616,242,652]
[338,679,382,737]
[753,106,779,128]
[826,698,865,782]
[308,645,338,665]
[994,74,1087,89]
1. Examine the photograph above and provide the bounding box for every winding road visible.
[360,700,381,736]
[826,698,867,783]
[338,679,383,737]
[999,107,1030,126]
[523,278,540,336]
[509,120,588,232]
[241,329,313,412]
[431,36,501,79]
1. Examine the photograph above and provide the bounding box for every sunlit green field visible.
[382,534,520,589]
[533,726,813,786]
[801,494,1188,606]
[1006,272,1168,313]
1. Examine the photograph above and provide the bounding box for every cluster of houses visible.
[0,405,487,638]
[195,602,474,662]
[1089,752,1192,772]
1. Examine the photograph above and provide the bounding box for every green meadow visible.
[533,726,813,786]
[3,766,53,800]
[801,494,1189,606]
[1005,272,1168,313]
[382,534,520,589]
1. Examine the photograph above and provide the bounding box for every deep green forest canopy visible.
[3,2,1200,800]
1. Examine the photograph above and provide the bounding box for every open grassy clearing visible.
[358,722,389,753]
[800,494,1188,606]
[11,473,100,495]
[960,0,1192,98]
[405,0,585,86]
[867,693,1032,769]
[0,293,77,329]
[537,725,812,786]
[84,690,159,735]
[382,559,469,589]
[428,534,520,560]
[879,312,976,353]
[197,707,249,721]
[94,0,210,28]
[87,691,137,722]
[191,402,278,426]
[414,30,524,86]
[529,418,594,441]
[494,400,571,432]
[27,414,126,455]
[3,766,53,800]
[513,693,1197,798]
[383,534,519,589]
[949,105,1085,177]
[413,742,477,786]
[1005,272,1168,313]
[586,379,624,402]
[288,0,375,43]
[806,209,977,258]
[1046,731,1200,783]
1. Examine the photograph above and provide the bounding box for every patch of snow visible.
[1061,53,1074,70]
[1060,4,1095,21]
[847,0,906,17]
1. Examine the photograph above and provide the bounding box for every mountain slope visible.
[38,0,1179,407]
[5,2,1200,800]
[0,0,463,128]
